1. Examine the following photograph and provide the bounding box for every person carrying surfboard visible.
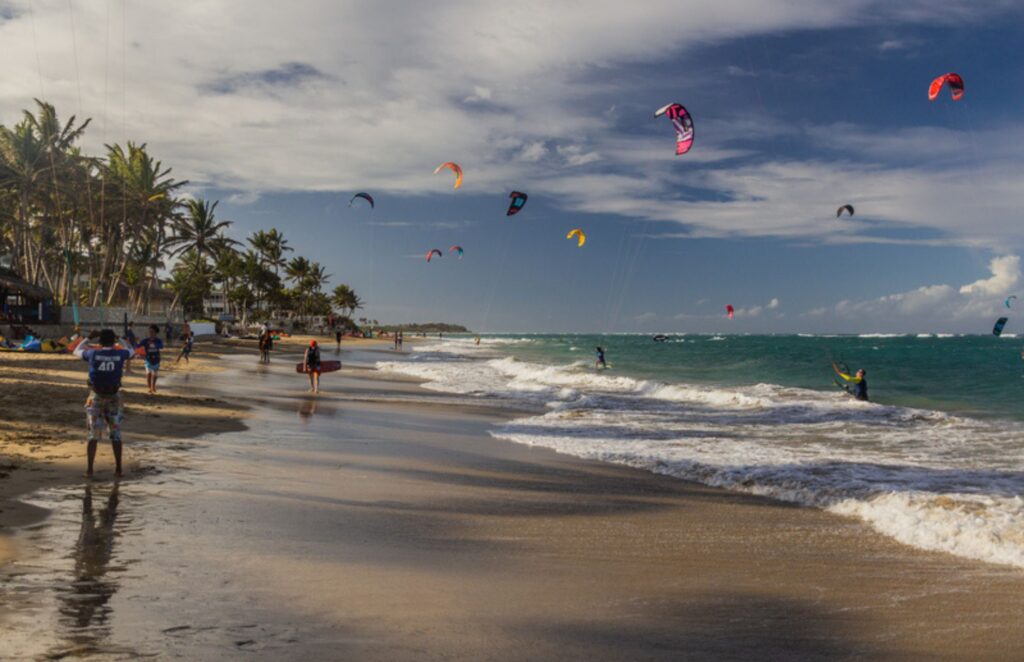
[304,340,323,393]
[75,329,133,477]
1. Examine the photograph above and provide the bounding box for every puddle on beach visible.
[1,355,366,658]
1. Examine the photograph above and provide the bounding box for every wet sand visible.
[3,340,1024,659]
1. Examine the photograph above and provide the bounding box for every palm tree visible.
[168,198,237,271]
[331,284,363,320]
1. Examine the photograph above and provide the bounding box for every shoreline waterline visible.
[377,334,1024,570]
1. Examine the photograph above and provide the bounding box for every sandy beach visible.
[2,338,1024,659]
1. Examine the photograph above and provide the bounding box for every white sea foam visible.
[377,343,1024,569]
[858,333,906,338]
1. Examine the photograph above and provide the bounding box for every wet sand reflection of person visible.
[57,483,121,654]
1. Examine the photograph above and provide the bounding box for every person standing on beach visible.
[258,330,271,363]
[304,340,322,393]
[164,321,174,347]
[139,324,164,394]
[335,328,342,352]
[394,332,400,350]
[76,329,132,477]
[595,346,607,369]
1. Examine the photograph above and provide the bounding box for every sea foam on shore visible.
[378,337,1024,569]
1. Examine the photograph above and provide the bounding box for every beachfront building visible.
[0,267,57,325]
[203,289,228,319]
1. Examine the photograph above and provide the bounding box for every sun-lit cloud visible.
[805,256,1021,330]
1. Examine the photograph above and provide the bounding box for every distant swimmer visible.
[595,346,607,370]
[475,336,480,345]
[833,363,868,401]
[304,340,322,393]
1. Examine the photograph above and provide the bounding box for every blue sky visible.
[3,1,1024,332]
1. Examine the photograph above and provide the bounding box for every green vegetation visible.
[0,100,361,326]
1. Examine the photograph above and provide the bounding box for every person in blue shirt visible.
[139,324,164,394]
[595,346,607,369]
[75,329,133,477]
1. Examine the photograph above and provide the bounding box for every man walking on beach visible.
[76,329,133,477]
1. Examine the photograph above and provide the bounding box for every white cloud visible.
[808,256,1021,329]
[0,0,1018,249]
[958,255,1019,296]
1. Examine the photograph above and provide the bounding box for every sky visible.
[2,0,1024,333]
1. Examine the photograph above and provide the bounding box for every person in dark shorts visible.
[139,324,164,394]
[335,328,342,352]
[304,339,322,393]
[175,331,194,364]
[75,329,133,477]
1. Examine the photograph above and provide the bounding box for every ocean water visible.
[377,334,1024,569]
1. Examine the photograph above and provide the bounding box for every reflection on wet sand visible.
[55,483,121,656]
[297,397,319,422]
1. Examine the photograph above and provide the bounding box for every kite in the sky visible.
[507,191,528,216]
[836,204,855,218]
[993,317,1008,337]
[653,103,694,155]
[434,162,463,189]
[566,228,586,247]
[726,304,735,320]
[426,248,443,263]
[928,73,964,101]
[1005,295,1017,309]
[349,192,375,208]
[449,245,464,259]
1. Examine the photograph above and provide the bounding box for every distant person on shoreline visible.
[304,340,322,393]
[139,324,164,394]
[175,331,194,364]
[258,330,272,363]
[75,329,132,477]
[164,321,174,347]
[335,328,342,352]
[595,346,607,369]
[834,363,869,401]
[394,332,400,350]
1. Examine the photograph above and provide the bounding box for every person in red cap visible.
[303,339,322,393]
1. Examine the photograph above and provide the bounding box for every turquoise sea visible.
[377,333,1024,569]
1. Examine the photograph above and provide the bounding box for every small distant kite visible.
[434,162,463,189]
[726,304,735,320]
[993,317,1008,337]
[426,248,443,263]
[507,191,528,216]
[566,228,586,247]
[928,73,964,102]
[1005,295,1017,309]
[449,245,464,259]
[349,192,375,208]
[836,204,855,218]
[653,102,694,156]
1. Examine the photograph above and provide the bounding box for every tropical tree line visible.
[0,99,362,326]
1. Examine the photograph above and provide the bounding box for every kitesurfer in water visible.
[833,363,868,401]
[596,346,607,369]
